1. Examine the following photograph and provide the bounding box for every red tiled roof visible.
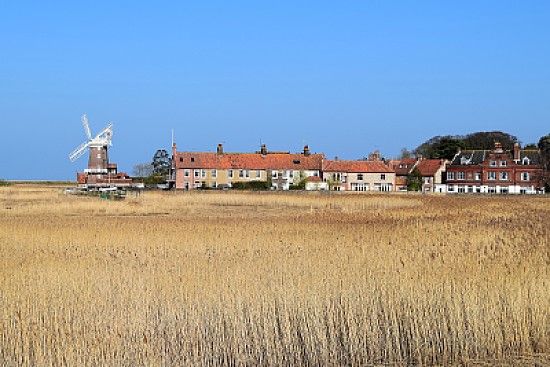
[306,176,322,182]
[323,160,393,173]
[175,152,324,171]
[414,159,446,176]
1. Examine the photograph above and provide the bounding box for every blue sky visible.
[1,1,549,180]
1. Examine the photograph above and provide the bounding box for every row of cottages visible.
[172,143,398,191]
[173,144,324,190]
[446,142,545,194]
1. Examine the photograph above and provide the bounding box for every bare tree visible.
[133,162,154,178]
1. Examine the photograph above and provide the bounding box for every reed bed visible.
[0,186,548,366]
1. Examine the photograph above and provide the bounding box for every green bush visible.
[231,181,270,191]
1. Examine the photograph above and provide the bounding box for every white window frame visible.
[212,169,217,178]
[488,171,496,180]
[500,161,507,167]
[184,169,190,178]
[521,172,530,181]
[499,171,508,181]
[457,172,465,180]
[447,172,455,180]
[228,169,234,178]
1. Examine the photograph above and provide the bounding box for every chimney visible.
[513,143,520,161]
[303,145,310,157]
[334,156,339,161]
[172,142,177,160]
[494,141,503,152]
[260,144,267,156]
[217,143,224,155]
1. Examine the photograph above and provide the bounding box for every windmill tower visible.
[69,115,113,174]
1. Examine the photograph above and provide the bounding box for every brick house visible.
[322,160,395,192]
[446,142,545,194]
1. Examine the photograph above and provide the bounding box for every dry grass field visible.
[0,185,548,366]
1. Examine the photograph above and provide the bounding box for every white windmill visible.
[69,114,114,174]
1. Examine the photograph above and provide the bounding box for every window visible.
[272,171,277,178]
[256,170,261,178]
[245,170,250,178]
[488,172,496,180]
[228,169,234,178]
[239,169,244,178]
[488,186,496,193]
[490,161,497,167]
[194,170,200,178]
[357,173,364,181]
[447,185,454,192]
[381,174,386,180]
[521,172,530,181]
[191,157,195,162]
[500,161,507,167]
[424,177,430,184]
[212,181,217,188]
[447,172,455,180]
[201,169,206,178]
[475,172,482,181]
[499,172,508,181]
[212,169,217,178]
[184,169,190,178]
[458,186,466,193]
[522,157,530,165]
[457,172,465,180]
[179,157,183,162]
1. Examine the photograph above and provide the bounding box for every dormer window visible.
[490,161,497,167]
[522,157,530,165]
[500,161,507,167]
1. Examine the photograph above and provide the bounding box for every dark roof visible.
[392,158,418,175]
[450,151,489,165]
[450,150,541,166]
